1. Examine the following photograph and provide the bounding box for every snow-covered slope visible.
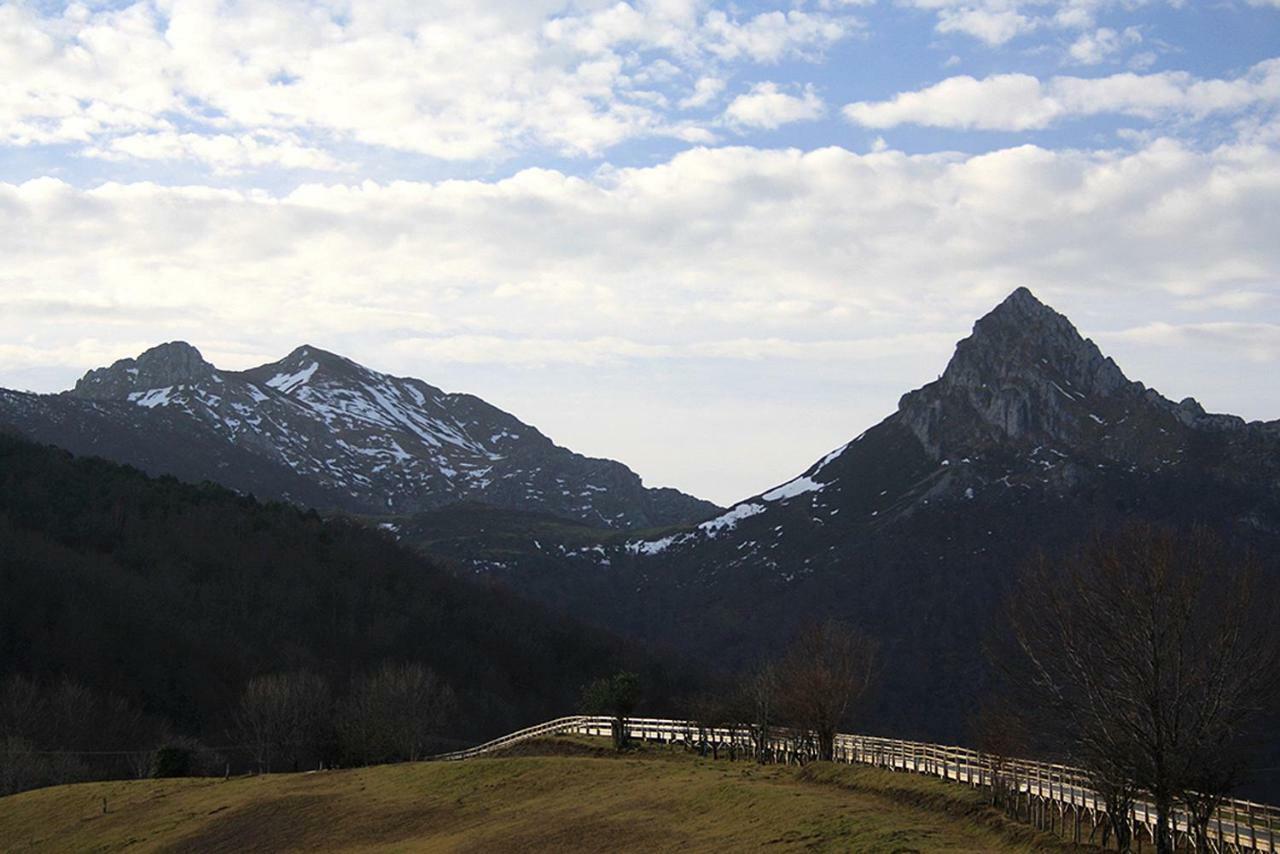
[1,343,718,529]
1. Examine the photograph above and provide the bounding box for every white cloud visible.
[1105,322,1280,363]
[85,131,344,174]
[383,332,956,365]
[897,0,1180,46]
[1067,26,1143,65]
[845,73,1054,130]
[0,1,860,165]
[724,82,825,129]
[843,58,1280,130]
[935,7,1035,45]
[802,0,877,8]
[1175,290,1273,311]
[700,9,854,62]
[0,2,174,146]
[680,76,727,109]
[3,138,1277,369]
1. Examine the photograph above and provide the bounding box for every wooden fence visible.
[434,715,1279,853]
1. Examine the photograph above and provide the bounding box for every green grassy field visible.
[0,738,1093,852]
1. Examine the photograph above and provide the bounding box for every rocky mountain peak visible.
[941,287,1129,399]
[241,344,372,394]
[896,288,1134,456]
[285,344,347,368]
[71,341,217,400]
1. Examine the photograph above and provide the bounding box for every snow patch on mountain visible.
[625,532,691,556]
[624,500,769,556]
[128,386,174,408]
[266,362,320,393]
[700,502,766,534]
[762,476,824,502]
[814,441,851,474]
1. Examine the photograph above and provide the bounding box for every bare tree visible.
[1003,524,1279,854]
[776,620,878,762]
[690,687,744,760]
[0,676,156,792]
[743,662,779,764]
[1171,556,1278,852]
[0,736,88,796]
[339,662,455,764]
[969,696,1029,811]
[237,671,330,773]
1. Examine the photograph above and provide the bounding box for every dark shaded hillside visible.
[0,431,688,757]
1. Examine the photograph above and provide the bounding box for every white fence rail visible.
[432,715,1279,853]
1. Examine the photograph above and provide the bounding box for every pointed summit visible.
[941,288,1128,399]
[241,344,377,394]
[285,344,365,376]
[72,341,217,400]
[975,286,1084,343]
[897,289,1133,456]
[964,288,1074,355]
[989,285,1050,317]
[284,344,346,366]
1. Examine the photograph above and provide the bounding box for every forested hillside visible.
[0,430,687,792]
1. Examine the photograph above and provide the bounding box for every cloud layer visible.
[0,0,858,165]
[3,136,1278,499]
[844,59,1280,130]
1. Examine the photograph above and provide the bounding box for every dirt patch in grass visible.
[452,811,693,854]
[158,794,339,852]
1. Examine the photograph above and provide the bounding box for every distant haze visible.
[1,2,1277,506]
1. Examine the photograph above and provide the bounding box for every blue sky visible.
[2,0,1279,503]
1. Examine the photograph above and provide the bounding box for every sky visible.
[1,0,1279,505]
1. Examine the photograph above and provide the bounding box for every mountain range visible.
[0,342,717,530]
[3,287,1278,791]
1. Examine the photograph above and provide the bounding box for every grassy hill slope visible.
[0,738,1089,853]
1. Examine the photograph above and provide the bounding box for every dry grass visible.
[0,738,1095,853]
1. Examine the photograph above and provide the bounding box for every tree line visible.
[1,661,457,795]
